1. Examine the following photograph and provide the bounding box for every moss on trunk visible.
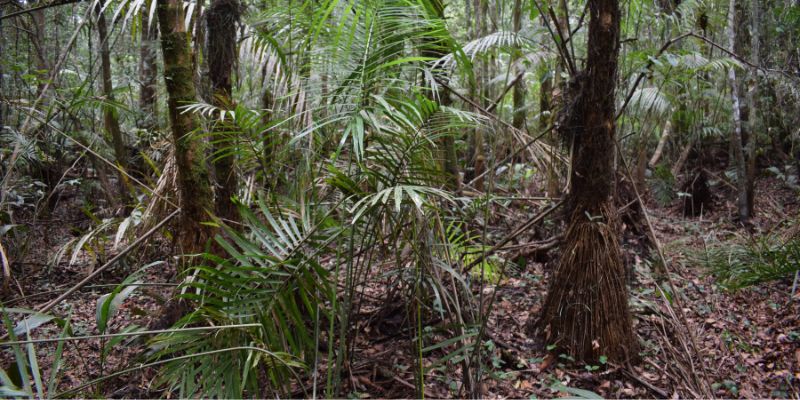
[157,0,214,254]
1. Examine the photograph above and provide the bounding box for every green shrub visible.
[696,233,800,290]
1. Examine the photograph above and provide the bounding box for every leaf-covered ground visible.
[2,174,799,398]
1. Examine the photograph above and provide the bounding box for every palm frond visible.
[150,199,340,398]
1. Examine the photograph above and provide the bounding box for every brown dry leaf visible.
[515,379,533,390]
[539,353,556,371]
[794,348,800,365]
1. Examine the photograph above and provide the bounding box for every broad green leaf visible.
[96,283,140,333]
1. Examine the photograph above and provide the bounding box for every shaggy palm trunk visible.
[96,5,130,203]
[725,0,750,220]
[139,11,159,131]
[157,0,214,253]
[206,0,240,222]
[537,0,635,363]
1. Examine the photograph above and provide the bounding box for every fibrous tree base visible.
[535,205,636,363]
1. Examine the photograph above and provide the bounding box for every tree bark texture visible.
[96,4,130,203]
[206,0,240,222]
[511,0,526,132]
[726,0,750,220]
[157,0,214,254]
[139,9,159,131]
[745,0,760,218]
[536,0,635,363]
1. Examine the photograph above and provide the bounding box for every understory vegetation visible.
[0,0,799,397]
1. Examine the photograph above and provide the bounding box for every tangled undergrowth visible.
[1,172,798,398]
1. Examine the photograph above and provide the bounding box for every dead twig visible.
[0,208,181,341]
[616,139,714,398]
[462,200,564,274]
[617,364,669,398]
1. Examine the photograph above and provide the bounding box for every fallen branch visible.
[39,208,180,315]
[618,365,669,398]
[0,0,83,21]
[503,235,563,260]
[0,323,260,346]
[0,208,180,341]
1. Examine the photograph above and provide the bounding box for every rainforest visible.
[0,0,799,397]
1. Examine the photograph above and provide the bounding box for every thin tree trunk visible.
[543,1,568,197]
[745,0,760,217]
[671,138,693,177]
[649,119,671,167]
[467,0,488,191]
[261,87,276,190]
[511,0,526,132]
[726,0,750,220]
[423,0,459,190]
[635,135,648,191]
[535,0,635,363]
[193,0,210,101]
[465,0,472,38]
[157,0,214,254]
[206,0,240,222]
[139,10,159,131]
[30,9,49,98]
[95,4,130,204]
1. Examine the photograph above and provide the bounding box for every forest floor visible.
[2,171,800,398]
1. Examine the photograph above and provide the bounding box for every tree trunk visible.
[139,10,159,131]
[466,0,487,191]
[96,4,130,204]
[535,0,635,363]
[206,0,240,222]
[511,0,526,132]
[193,0,211,101]
[30,9,50,98]
[261,87,277,190]
[157,0,214,254]
[649,119,671,167]
[745,0,760,217]
[543,1,568,197]
[422,0,460,190]
[726,0,750,221]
